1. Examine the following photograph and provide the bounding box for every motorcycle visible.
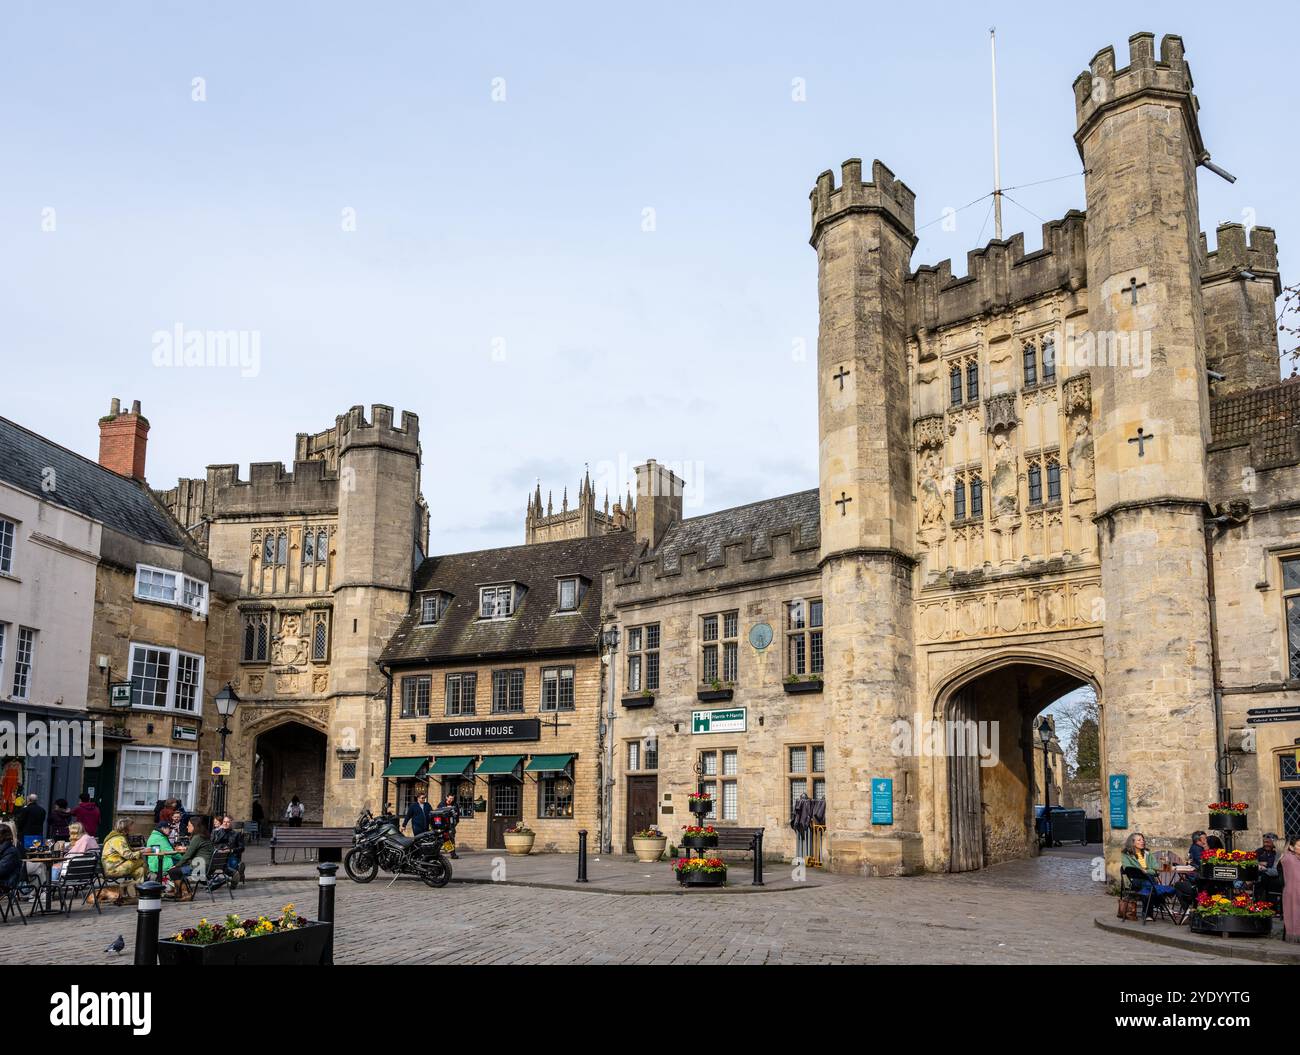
[344,808,453,888]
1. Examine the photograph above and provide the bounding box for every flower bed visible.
[1200,849,1259,881]
[1207,802,1249,831]
[1189,892,1274,937]
[673,856,726,888]
[158,905,330,965]
[680,824,719,850]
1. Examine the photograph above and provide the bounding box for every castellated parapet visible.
[1200,223,1281,293]
[810,158,917,246]
[1072,32,1202,156]
[336,404,420,455]
[906,212,1087,333]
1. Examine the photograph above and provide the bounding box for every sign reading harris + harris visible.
[426,718,541,745]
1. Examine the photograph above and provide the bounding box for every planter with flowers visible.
[503,822,535,856]
[632,826,668,862]
[158,905,330,965]
[1207,802,1249,832]
[687,792,713,821]
[680,824,719,851]
[673,856,727,888]
[1188,892,1274,937]
[1199,848,1260,883]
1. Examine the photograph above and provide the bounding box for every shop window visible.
[538,774,574,819]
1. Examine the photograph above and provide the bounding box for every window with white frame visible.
[492,668,525,714]
[118,746,197,811]
[787,743,827,815]
[556,577,580,612]
[135,564,207,613]
[0,625,6,684]
[12,627,35,700]
[627,623,660,693]
[786,599,824,677]
[1284,556,1300,680]
[479,583,517,619]
[697,748,739,821]
[628,736,658,771]
[128,642,204,713]
[0,517,15,575]
[541,666,575,712]
[419,592,448,625]
[401,675,431,717]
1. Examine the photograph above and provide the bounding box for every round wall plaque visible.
[748,622,773,651]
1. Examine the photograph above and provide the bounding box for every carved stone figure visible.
[271,613,307,667]
[991,433,1018,516]
[919,449,946,527]
[1068,416,1095,502]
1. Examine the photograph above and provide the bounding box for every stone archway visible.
[238,709,330,829]
[934,651,1101,872]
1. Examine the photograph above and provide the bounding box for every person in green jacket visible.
[145,822,177,878]
[165,816,213,900]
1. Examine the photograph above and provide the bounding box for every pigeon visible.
[104,935,125,954]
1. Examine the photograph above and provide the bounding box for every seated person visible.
[1256,833,1279,871]
[1188,830,1210,866]
[51,822,99,881]
[145,821,177,879]
[101,818,146,898]
[165,817,213,900]
[0,827,25,889]
[1121,833,1189,918]
[211,815,245,883]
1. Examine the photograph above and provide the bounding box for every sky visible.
[2,0,1295,554]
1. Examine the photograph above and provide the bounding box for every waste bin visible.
[1085,816,1102,844]
[1044,807,1086,845]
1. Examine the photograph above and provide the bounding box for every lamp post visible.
[213,683,240,819]
[601,626,620,855]
[1037,715,1053,849]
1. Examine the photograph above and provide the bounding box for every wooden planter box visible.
[679,870,726,888]
[1208,813,1248,831]
[621,694,655,709]
[783,680,824,695]
[157,921,332,966]
[696,688,733,703]
[1189,913,1272,937]
[681,835,719,850]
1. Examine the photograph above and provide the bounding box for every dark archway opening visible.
[253,722,327,828]
[946,661,1097,872]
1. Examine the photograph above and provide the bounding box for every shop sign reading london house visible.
[426,718,541,745]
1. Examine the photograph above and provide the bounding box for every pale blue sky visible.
[2,1,1294,553]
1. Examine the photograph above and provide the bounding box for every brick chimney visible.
[98,398,150,480]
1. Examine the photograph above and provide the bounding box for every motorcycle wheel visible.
[420,855,451,889]
[345,847,378,883]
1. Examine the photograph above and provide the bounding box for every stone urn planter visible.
[503,829,536,856]
[632,834,668,862]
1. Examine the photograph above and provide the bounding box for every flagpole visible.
[990,27,1003,241]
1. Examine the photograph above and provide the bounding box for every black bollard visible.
[317,862,337,966]
[133,881,164,966]
[576,829,589,883]
[752,831,765,886]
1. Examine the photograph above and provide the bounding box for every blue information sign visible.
[870,778,893,825]
[1108,774,1128,830]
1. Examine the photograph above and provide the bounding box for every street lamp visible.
[213,683,240,819]
[1037,715,1053,849]
[601,627,620,855]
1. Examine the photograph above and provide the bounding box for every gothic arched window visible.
[953,478,966,520]
[949,366,962,407]
[302,530,314,563]
[970,476,983,518]
[1047,460,1061,502]
[262,535,275,565]
[965,361,979,402]
[277,531,288,565]
[1028,464,1043,506]
[317,530,328,562]
[1042,337,1056,381]
[1022,342,1038,385]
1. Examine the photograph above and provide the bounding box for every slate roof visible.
[0,416,191,548]
[650,488,820,571]
[1209,377,1300,468]
[381,530,637,666]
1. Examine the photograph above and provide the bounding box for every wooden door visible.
[487,777,522,849]
[625,775,658,851]
[948,689,984,872]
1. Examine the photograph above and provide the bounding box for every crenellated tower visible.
[1074,32,1219,862]
[332,404,422,823]
[810,158,923,874]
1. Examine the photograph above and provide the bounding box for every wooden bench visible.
[684,826,766,886]
[269,826,354,864]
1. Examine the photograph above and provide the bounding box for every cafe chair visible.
[53,853,103,916]
[1121,866,1179,924]
[0,877,35,925]
[198,848,236,902]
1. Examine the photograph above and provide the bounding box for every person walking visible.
[48,799,72,844]
[1280,834,1300,943]
[402,792,433,836]
[71,793,101,839]
[440,793,460,859]
[14,794,46,847]
[285,795,305,827]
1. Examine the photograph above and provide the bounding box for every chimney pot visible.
[98,399,150,480]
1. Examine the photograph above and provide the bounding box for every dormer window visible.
[556,576,586,613]
[420,592,449,625]
[479,583,518,619]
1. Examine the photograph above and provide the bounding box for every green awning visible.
[476,754,525,775]
[428,755,476,776]
[526,753,575,774]
[381,756,429,778]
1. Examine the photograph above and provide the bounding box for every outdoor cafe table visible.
[141,846,186,875]
[23,853,67,915]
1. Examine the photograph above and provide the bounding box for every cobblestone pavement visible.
[0,849,1261,965]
